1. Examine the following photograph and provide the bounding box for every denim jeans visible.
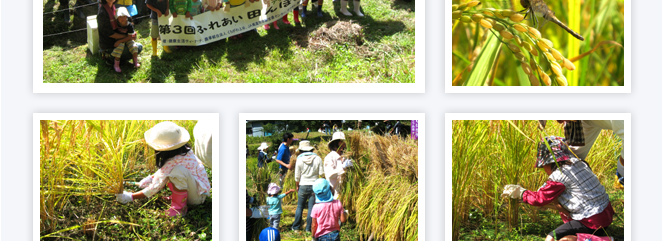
[291,185,315,231]
[317,230,340,241]
[269,214,281,229]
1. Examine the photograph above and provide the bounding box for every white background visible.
[3,0,662,240]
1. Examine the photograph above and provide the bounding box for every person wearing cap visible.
[310,178,348,240]
[275,133,295,187]
[257,142,272,168]
[324,132,353,199]
[266,183,295,229]
[259,227,281,241]
[291,140,325,232]
[115,121,211,217]
[502,136,614,241]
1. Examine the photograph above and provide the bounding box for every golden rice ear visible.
[245,0,250,7]
[223,3,230,12]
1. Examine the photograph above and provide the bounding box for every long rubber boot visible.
[353,0,364,17]
[300,4,307,18]
[151,39,158,56]
[282,14,291,25]
[166,182,188,217]
[293,10,300,23]
[339,0,351,16]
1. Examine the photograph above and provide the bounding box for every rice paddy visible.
[39,120,212,240]
[451,0,625,86]
[246,128,418,240]
[451,120,624,240]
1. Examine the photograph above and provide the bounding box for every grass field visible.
[40,120,213,240]
[452,120,624,240]
[42,0,415,83]
[451,0,625,86]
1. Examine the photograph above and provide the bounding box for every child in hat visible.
[266,183,295,229]
[310,178,348,241]
[116,121,211,217]
[111,7,141,72]
[502,136,615,241]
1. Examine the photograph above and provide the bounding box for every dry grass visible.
[309,20,365,52]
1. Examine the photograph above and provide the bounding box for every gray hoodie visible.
[294,152,324,186]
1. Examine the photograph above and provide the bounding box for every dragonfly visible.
[480,0,585,41]
[519,0,584,41]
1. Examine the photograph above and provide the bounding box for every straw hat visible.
[297,140,315,151]
[257,142,269,151]
[267,183,281,195]
[327,132,346,149]
[144,121,190,151]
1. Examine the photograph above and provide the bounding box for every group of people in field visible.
[252,131,353,241]
[95,0,366,73]
[502,120,624,241]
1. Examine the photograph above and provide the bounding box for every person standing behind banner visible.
[170,0,192,18]
[146,0,172,55]
[203,0,222,11]
[189,0,203,18]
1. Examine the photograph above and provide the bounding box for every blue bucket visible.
[126,4,138,16]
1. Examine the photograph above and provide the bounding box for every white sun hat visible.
[297,140,315,151]
[144,121,190,151]
[257,142,269,151]
[327,132,346,149]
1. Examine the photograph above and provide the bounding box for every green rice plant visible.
[451,120,490,240]
[451,0,625,86]
[496,121,537,229]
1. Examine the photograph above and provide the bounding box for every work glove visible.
[342,159,353,169]
[501,184,526,199]
[116,191,134,204]
[137,175,153,188]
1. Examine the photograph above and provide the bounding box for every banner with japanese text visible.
[157,0,298,46]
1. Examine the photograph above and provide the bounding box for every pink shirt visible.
[310,200,343,238]
[142,151,211,197]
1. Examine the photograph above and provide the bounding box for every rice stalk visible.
[452,120,623,240]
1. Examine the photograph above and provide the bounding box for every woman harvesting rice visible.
[116,121,211,217]
[324,132,353,199]
[502,136,614,241]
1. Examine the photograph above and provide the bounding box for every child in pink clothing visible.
[310,178,348,240]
